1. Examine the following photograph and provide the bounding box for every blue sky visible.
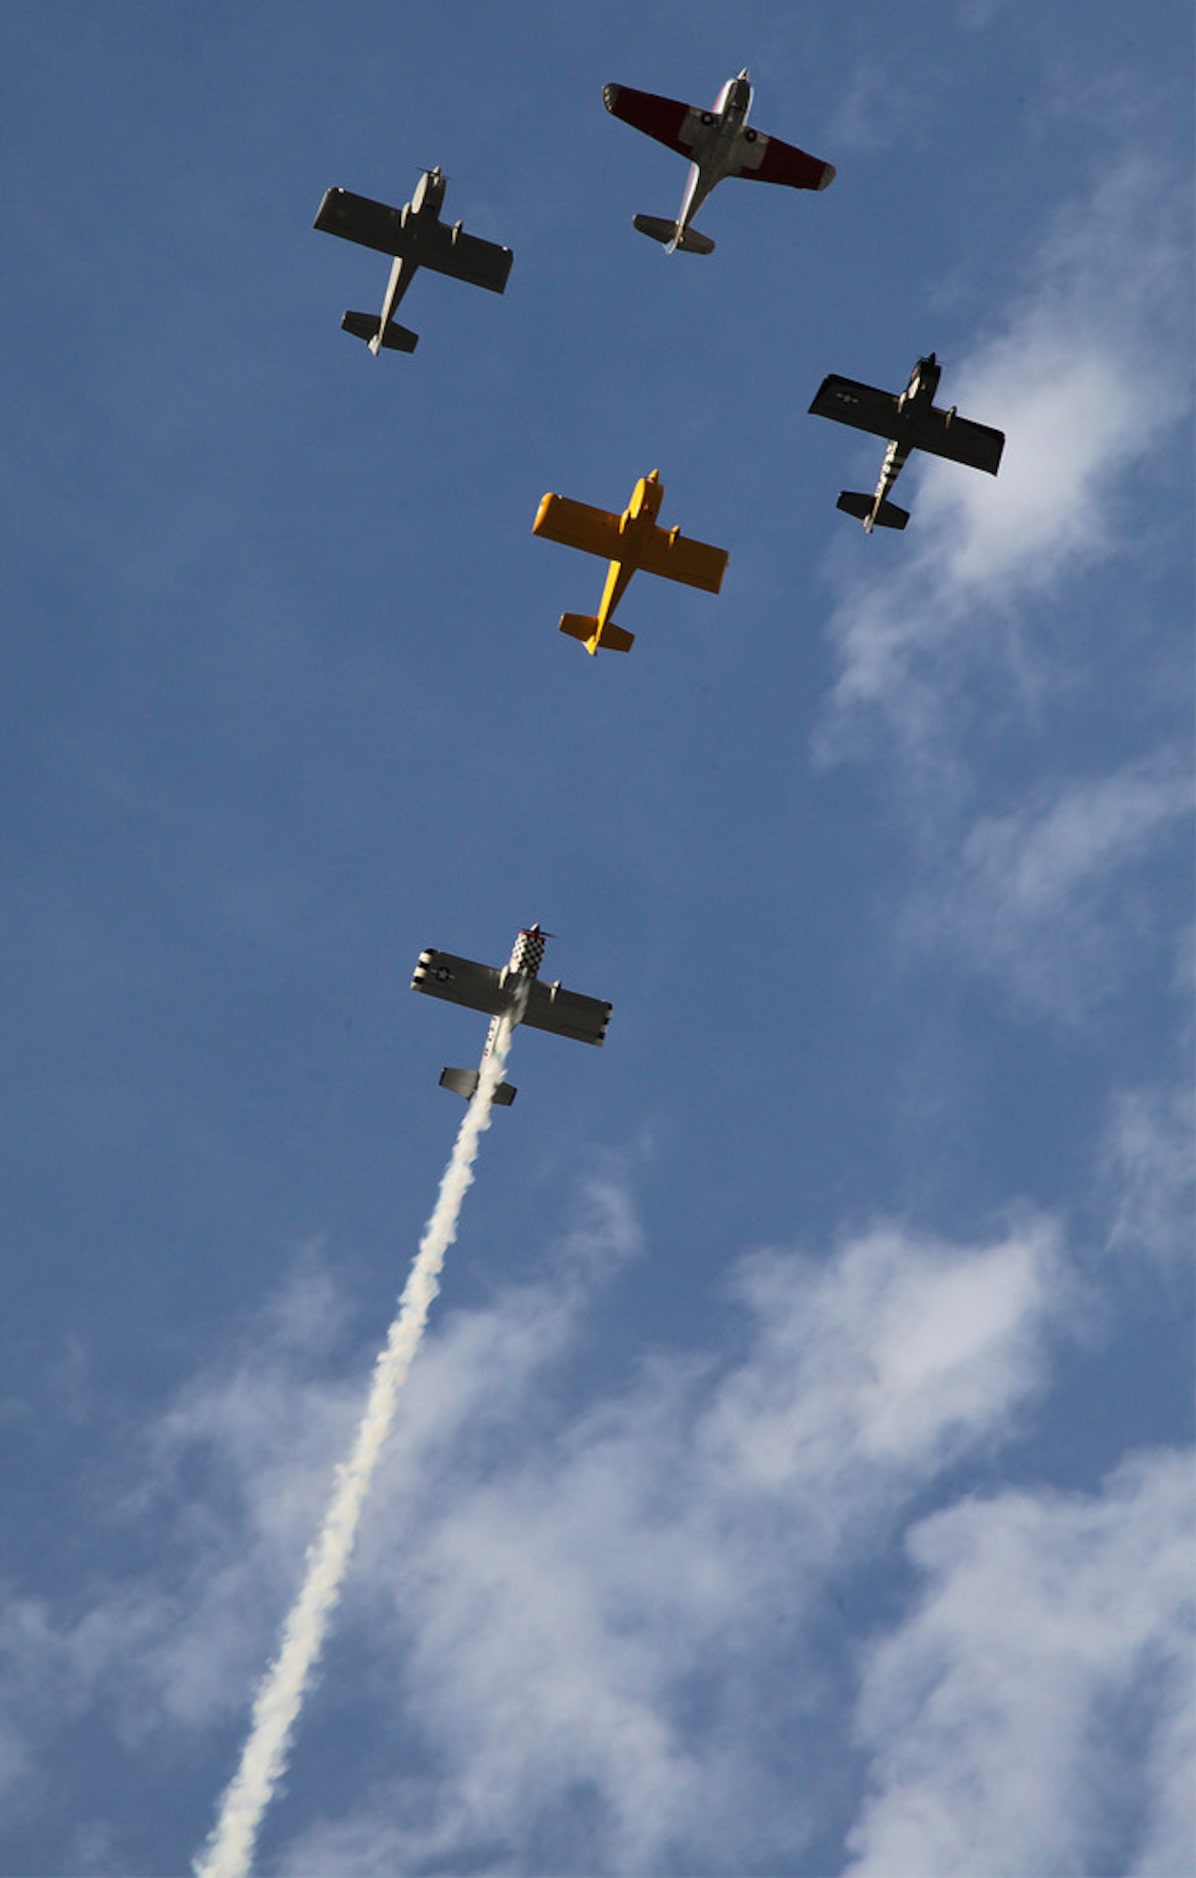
[1,2,1192,1873]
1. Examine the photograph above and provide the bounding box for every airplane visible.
[532,470,728,655]
[603,69,835,255]
[411,925,611,1107]
[808,353,1005,532]
[313,166,513,355]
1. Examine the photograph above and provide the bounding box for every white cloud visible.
[906,752,1192,1013]
[273,1212,1070,1873]
[1100,1083,1196,1270]
[817,155,1191,763]
[698,1218,1065,1494]
[956,0,1000,26]
[0,1259,375,1840]
[8,1188,1185,1877]
[844,1448,1195,1878]
[825,63,919,154]
[0,1597,56,1814]
[0,1585,162,1818]
[0,1186,642,1855]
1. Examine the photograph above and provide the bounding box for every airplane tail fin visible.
[559,613,635,655]
[633,214,715,256]
[439,1067,517,1106]
[837,491,909,531]
[341,310,419,353]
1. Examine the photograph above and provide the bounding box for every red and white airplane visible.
[603,69,835,255]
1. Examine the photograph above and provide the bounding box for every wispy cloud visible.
[1100,1082,1196,1270]
[275,1211,1071,1874]
[904,751,1193,1014]
[0,1183,641,1867]
[5,1183,1186,1876]
[844,1449,1195,1878]
[0,1584,166,1820]
[825,63,921,155]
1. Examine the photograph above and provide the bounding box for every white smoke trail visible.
[194,1017,518,1878]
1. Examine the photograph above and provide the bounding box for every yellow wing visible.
[533,493,623,559]
[633,524,729,594]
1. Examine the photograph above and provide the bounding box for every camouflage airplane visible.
[533,470,728,655]
[603,68,835,254]
[809,353,1005,532]
[411,925,611,1108]
[313,166,512,355]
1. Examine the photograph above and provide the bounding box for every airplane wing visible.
[314,188,513,292]
[533,493,624,559]
[915,406,1005,475]
[633,526,729,593]
[810,376,1005,474]
[521,978,612,1046]
[603,83,705,158]
[733,128,835,191]
[414,219,514,294]
[314,187,411,257]
[411,949,509,1017]
[808,374,903,440]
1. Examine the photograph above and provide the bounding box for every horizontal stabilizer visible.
[597,620,635,652]
[377,320,419,352]
[633,214,715,255]
[559,612,599,644]
[633,214,675,246]
[559,613,635,655]
[837,491,909,531]
[341,310,418,352]
[675,224,715,255]
[439,1067,516,1106]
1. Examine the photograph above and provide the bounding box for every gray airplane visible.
[809,353,1005,532]
[411,925,611,1107]
[313,166,513,355]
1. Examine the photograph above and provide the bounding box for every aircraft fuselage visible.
[862,354,942,528]
[672,70,755,246]
[476,925,546,1064]
[594,472,666,626]
[367,169,448,352]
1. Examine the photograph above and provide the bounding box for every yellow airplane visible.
[532,469,728,654]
